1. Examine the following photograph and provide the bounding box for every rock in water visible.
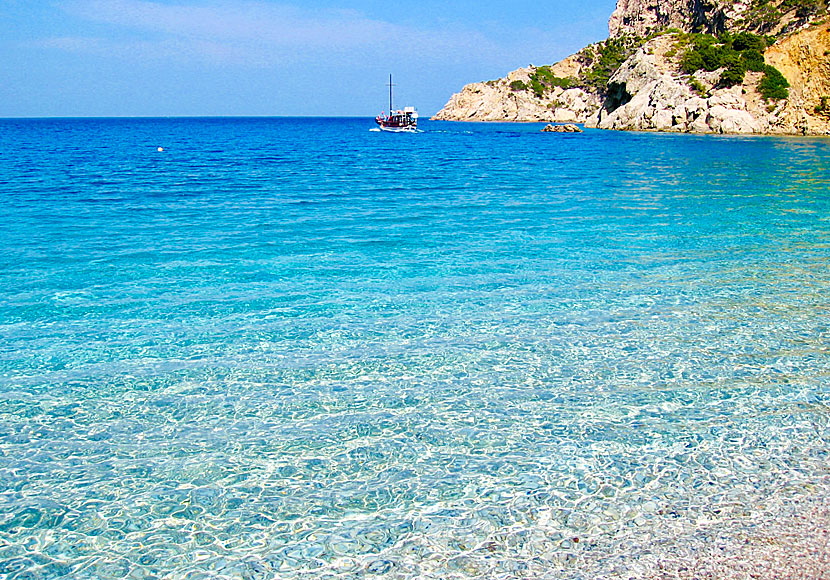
[542,123,583,132]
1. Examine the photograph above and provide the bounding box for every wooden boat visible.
[375,75,418,132]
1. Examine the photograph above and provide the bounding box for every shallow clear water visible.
[0,117,828,579]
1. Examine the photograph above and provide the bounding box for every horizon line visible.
[0,114,440,120]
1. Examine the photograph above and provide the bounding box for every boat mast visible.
[388,74,394,113]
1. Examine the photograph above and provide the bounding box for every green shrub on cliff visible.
[510,80,528,91]
[525,66,574,96]
[689,78,708,96]
[745,0,827,30]
[780,0,826,18]
[748,4,783,30]
[732,31,768,51]
[529,79,546,97]
[720,54,748,86]
[815,96,830,116]
[742,49,766,71]
[533,66,571,87]
[681,50,706,73]
[680,32,774,87]
[583,37,641,92]
[758,65,790,99]
[680,34,726,73]
[679,30,789,99]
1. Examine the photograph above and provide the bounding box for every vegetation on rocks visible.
[758,65,791,99]
[508,67,574,96]
[678,31,787,97]
[581,37,644,92]
[680,32,771,85]
[742,0,828,31]
[527,67,574,96]
[815,96,830,116]
[689,78,708,96]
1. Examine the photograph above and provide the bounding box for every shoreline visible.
[429,118,830,137]
[632,483,830,580]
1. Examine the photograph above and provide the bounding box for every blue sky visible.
[1,0,616,117]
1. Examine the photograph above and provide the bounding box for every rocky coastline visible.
[433,0,830,135]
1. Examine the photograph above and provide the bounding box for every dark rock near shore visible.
[542,123,583,132]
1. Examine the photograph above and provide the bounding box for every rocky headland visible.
[433,0,830,135]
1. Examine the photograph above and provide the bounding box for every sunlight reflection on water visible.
[0,119,828,579]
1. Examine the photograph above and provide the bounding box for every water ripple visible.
[0,118,828,579]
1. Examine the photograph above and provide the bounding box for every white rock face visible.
[589,41,764,134]
[435,42,768,134]
[608,0,751,38]
[432,77,602,123]
[432,56,604,123]
[608,0,687,38]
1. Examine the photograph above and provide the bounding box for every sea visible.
[0,117,828,580]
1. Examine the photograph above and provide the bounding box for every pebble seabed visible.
[637,495,830,580]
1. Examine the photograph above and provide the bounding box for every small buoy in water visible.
[157,147,164,152]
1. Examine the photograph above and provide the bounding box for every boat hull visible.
[375,110,418,133]
[377,124,418,133]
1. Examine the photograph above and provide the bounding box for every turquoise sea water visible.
[0,117,828,579]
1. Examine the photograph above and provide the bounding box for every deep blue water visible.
[0,117,829,579]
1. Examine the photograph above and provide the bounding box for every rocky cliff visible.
[608,0,748,38]
[433,0,830,135]
[589,24,830,134]
[431,55,604,123]
[609,0,825,37]
[765,24,830,133]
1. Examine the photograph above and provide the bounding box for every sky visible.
[0,0,617,117]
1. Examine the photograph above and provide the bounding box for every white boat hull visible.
[377,125,418,133]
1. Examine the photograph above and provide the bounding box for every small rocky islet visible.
[433,0,830,135]
[541,123,583,132]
